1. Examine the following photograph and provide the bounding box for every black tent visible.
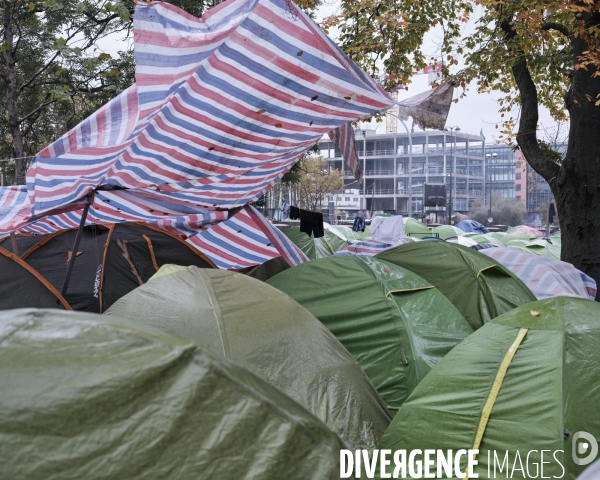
[237,256,291,281]
[0,247,70,311]
[17,223,215,312]
[0,233,47,256]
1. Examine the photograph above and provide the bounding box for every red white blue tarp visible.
[328,123,361,182]
[188,205,308,268]
[333,239,412,257]
[2,190,305,269]
[0,185,226,234]
[482,247,596,301]
[23,0,392,217]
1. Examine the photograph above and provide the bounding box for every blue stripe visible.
[218,42,376,115]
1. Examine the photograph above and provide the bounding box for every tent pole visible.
[10,232,18,256]
[61,196,92,297]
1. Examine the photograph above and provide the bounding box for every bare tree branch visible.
[18,98,57,124]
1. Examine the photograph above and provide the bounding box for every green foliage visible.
[295,155,343,211]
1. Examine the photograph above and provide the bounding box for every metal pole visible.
[61,195,92,297]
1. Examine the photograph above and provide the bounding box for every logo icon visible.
[573,431,598,466]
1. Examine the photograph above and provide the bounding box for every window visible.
[345,197,350,201]
[516,195,521,200]
[516,172,521,180]
[516,184,521,191]
[353,198,358,202]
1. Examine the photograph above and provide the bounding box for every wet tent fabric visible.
[376,242,536,330]
[267,255,473,414]
[20,223,215,313]
[0,309,345,480]
[0,248,70,311]
[377,297,600,480]
[283,226,350,260]
[482,247,597,300]
[105,267,391,450]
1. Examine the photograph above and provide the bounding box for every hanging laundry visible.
[299,210,324,238]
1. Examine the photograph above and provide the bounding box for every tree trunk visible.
[555,39,600,300]
[2,0,25,184]
[507,11,600,300]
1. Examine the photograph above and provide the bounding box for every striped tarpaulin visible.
[0,186,31,232]
[333,239,411,257]
[328,122,362,182]
[1,188,227,235]
[482,247,597,301]
[3,191,303,270]
[187,205,307,269]
[26,0,392,216]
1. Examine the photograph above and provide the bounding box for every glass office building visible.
[319,130,486,217]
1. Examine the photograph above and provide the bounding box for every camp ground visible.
[0,0,598,477]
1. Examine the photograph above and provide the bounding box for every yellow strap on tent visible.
[323,237,335,254]
[464,327,528,480]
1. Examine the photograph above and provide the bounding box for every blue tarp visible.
[456,220,490,234]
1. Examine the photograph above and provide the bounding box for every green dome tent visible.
[403,217,430,237]
[498,232,561,260]
[105,266,391,449]
[432,225,464,239]
[0,247,70,311]
[0,309,345,480]
[267,256,473,414]
[332,224,372,242]
[376,242,536,330]
[377,296,600,480]
[283,224,350,259]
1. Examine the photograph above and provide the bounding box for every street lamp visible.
[485,152,498,223]
[444,126,460,225]
[385,111,413,216]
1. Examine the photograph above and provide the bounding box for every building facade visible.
[319,130,486,218]
[485,144,516,202]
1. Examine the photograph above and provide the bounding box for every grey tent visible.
[106,266,391,449]
[0,308,346,479]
